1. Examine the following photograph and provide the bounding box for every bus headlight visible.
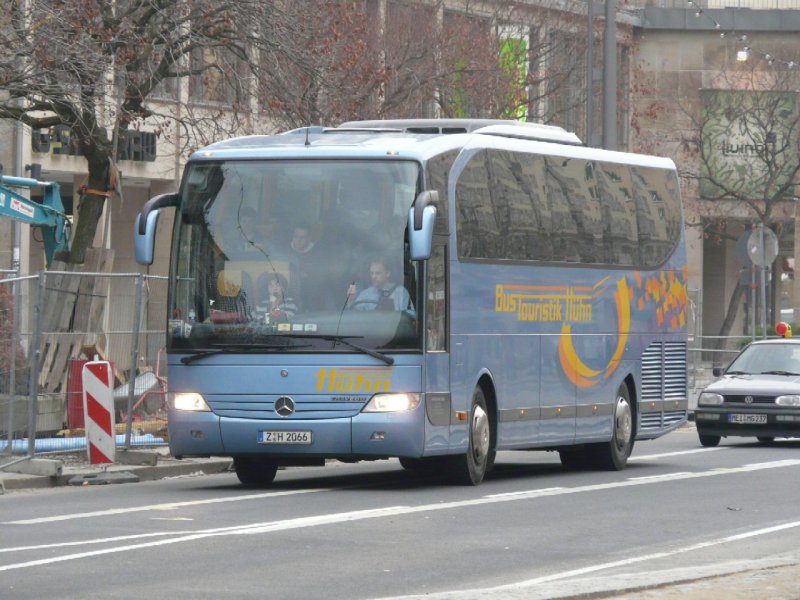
[698,392,723,406]
[171,392,211,412]
[776,395,800,406]
[362,393,420,413]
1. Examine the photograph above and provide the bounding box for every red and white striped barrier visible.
[82,360,116,464]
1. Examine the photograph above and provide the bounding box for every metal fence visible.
[1,271,167,465]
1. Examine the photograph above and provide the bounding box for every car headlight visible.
[362,393,420,413]
[171,392,211,412]
[698,392,724,406]
[776,395,800,406]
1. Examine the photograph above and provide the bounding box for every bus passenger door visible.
[423,242,450,453]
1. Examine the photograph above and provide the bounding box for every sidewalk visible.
[0,447,232,493]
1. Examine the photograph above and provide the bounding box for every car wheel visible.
[589,383,634,470]
[756,436,775,444]
[447,387,492,485]
[233,456,279,486]
[698,433,721,447]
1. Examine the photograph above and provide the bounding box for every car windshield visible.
[726,342,800,375]
[167,159,421,353]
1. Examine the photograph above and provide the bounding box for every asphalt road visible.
[1,427,799,599]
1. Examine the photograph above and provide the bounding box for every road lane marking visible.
[1,458,799,572]
[381,522,800,599]
[626,472,691,481]
[487,520,800,590]
[2,487,330,525]
[630,447,728,461]
[2,448,728,526]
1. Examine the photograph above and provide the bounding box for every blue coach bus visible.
[134,119,688,486]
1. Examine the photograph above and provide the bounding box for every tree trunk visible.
[66,152,112,264]
[714,281,745,351]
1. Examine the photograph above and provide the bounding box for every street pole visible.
[758,223,767,337]
[586,0,593,147]
[602,0,617,150]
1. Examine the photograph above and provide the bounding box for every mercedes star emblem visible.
[275,396,295,417]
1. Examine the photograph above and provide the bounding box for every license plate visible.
[258,430,312,444]
[729,414,767,424]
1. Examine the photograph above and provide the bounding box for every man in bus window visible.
[346,257,414,316]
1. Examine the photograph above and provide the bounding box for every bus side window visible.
[426,244,447,351]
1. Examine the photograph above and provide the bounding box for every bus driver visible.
[346,257,414,315]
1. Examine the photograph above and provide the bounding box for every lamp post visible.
[602,0,617,150]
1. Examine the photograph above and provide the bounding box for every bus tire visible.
[591,383,634,470]
[756,436,774,444]
[698,433,721,447]
[233,456,279,486]
[448,387,492,485]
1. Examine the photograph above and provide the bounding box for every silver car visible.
[695,338,800,446]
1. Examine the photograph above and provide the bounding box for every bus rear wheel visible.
[448,387,492,485]
[590,383,634,470]
[233,456,279,486]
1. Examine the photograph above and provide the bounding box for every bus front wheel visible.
[591,383,634,470]
[233,456,279,486]
[448,387,492,485]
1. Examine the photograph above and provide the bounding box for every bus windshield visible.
[168,159,421,353]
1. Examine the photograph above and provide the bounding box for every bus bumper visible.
[168,407,426,459]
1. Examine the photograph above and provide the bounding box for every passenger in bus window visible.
[346,257,414,316]
[254,272,297,323]
[287,223,325,309]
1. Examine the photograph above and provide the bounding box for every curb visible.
[0,458,233,491]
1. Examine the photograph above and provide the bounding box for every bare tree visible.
[0,0,307,263]
[0,0,599,264]
[631,48,800,341]
[260,0,594,133]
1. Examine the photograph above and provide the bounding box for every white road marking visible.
[2,487,330,525]
[492,520,800,589]
[2,448,727,526]
[1,458,799,572]
[380,523,800,599]
[629,447,728,461]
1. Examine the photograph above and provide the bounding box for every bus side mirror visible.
[134,192,178,265]
[408,190,437,261]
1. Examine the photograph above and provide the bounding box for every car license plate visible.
[729,414,767,424]
[258,431,312,444]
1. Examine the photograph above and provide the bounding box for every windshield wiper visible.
[760,370,800,376]
[724,370,749,375]
[180,342,311,365]
[285,334,394,365]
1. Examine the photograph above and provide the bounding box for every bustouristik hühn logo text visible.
[315,367,392,394]
[495,267,688,388]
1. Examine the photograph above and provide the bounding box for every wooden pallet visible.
[37,248,116,394]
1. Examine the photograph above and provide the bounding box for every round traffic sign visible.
[745,227,779,267]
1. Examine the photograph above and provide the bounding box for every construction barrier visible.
[82,360,115,464]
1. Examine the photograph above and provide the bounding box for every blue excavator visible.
[0,168,70,267]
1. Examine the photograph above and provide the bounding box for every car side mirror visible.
[712,365,725,377]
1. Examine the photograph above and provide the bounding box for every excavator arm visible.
[0,174,71,267]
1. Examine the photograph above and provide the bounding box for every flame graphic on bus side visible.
[556,267,688,388]
[557,277,631,388]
